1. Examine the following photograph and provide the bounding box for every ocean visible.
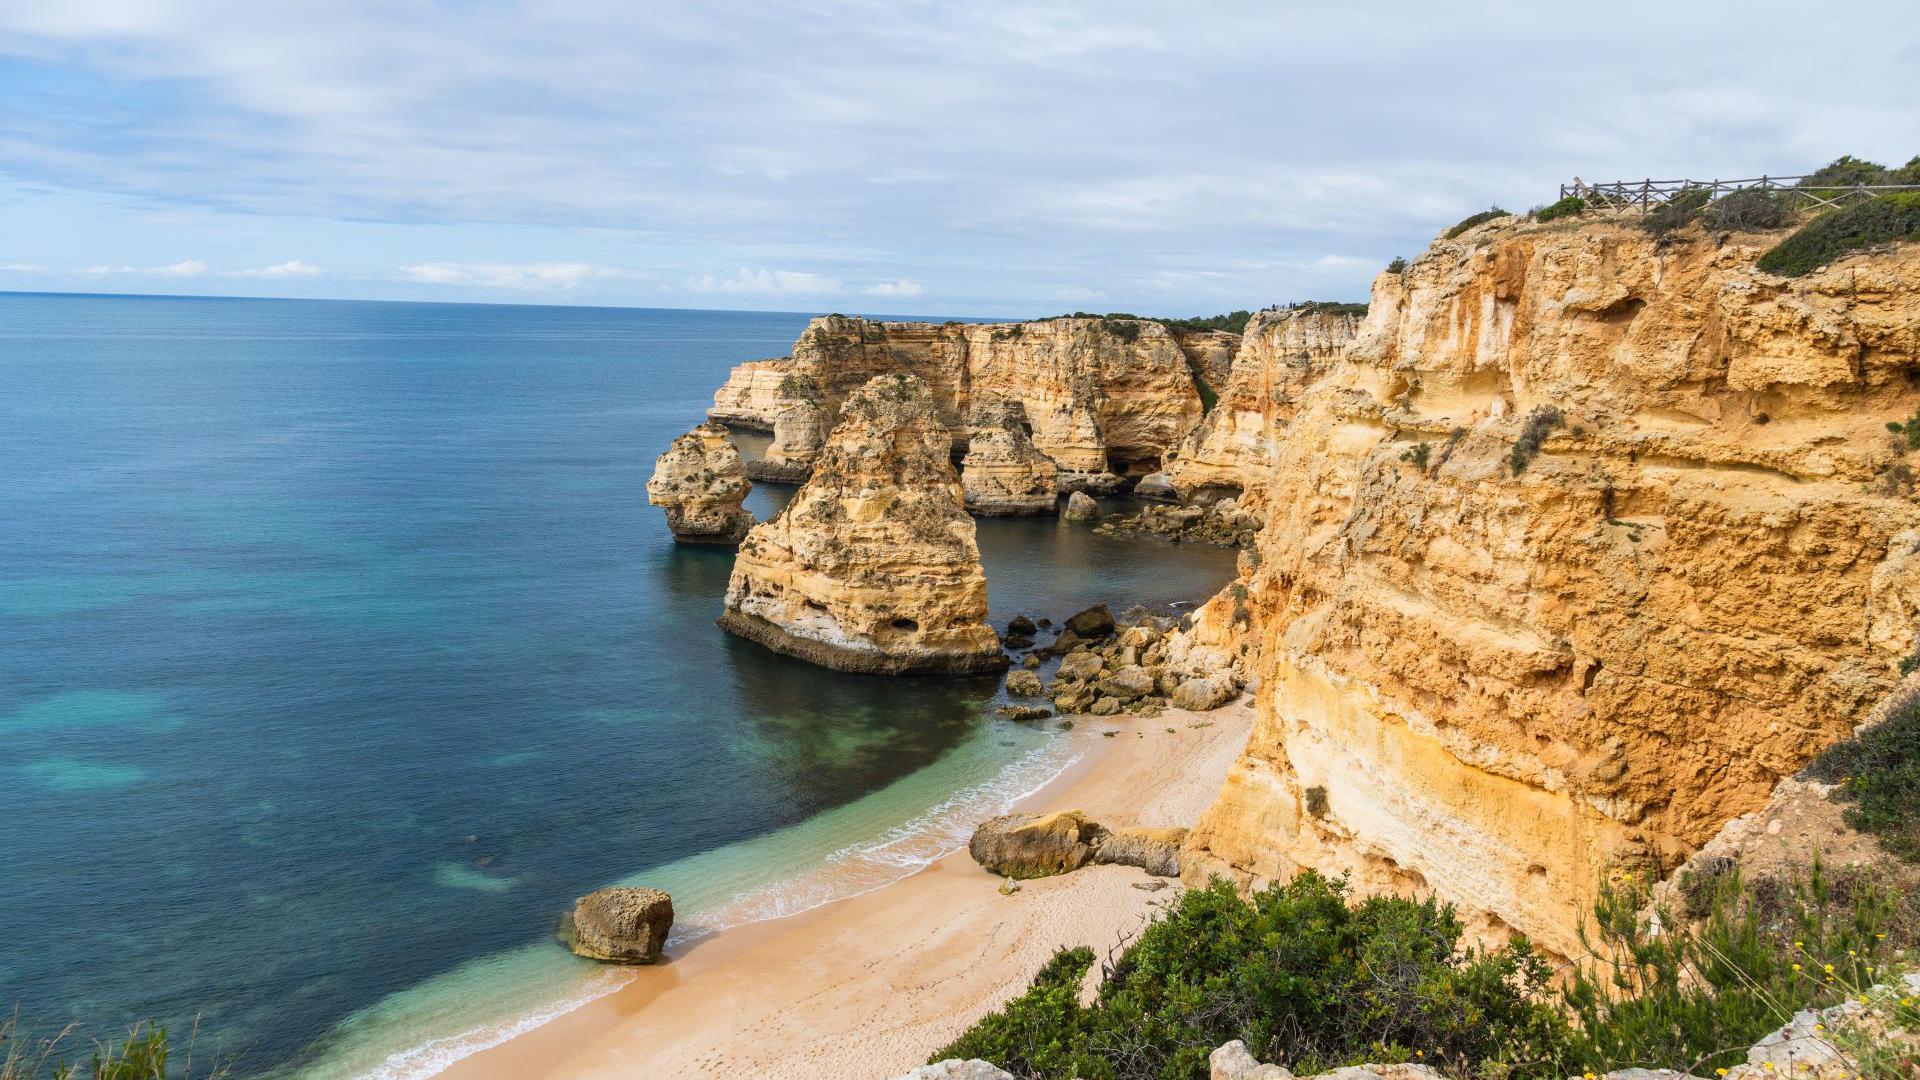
[0,292,1237,1077]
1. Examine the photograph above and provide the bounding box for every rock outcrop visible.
[968,809,1187,878]
[1165,306,1362,507]
[720,373,1007,675]
[645,422,754,543]
[961,399,1060,515]
[1183,216,1920,959]
[710,316,1217,489]
[560,886,674,964]
[1063,491,1099,521]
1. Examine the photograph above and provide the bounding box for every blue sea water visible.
[0,293,1236,1077]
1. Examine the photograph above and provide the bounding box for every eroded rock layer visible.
[645,422,754,543]
[720,373,1007,675]
[1165,307,1362,505]
[710,316,1218,488]
[961,399,1059,515]
[1184,217,1920,959]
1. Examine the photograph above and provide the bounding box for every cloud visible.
[687,267,841,297]
[1054,286,1106,302]
[226,259,321,278]
[865,279,923,297]
[82,260,207,277]
[399,262,620,290]
[0,261,43,272]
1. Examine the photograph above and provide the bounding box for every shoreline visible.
[439,698,1254,1080]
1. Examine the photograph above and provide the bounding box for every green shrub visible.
[1400,442,1431,471]
[1806,687,1920,862]
[1194,375,1218,414]
[1639,188,1712,236]
[1757,193,1920,277]
[1509,406,1564,475]
[1446,208,1511,240]
[1535,196,1586,223]
[0,1017,223,1080]
[1562,860,1908,1075]
[1386,257,1408,274]
[1288,301,1370,318]
[1800,155,1896,191]
[1886,412,1920,450]
[1702,188,1795,232]
[934,873,1571,1080]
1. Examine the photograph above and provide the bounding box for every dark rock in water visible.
[1020,654,1041,670]
[1036,617,1052,629]
[1004,668,1045,696]
[994,704,1053,721]
[561,886,674,964]
[1064,604,1115,640]
[1061,490,1099,521]
[1007,614,1037,636]
[1001,633,1035,650]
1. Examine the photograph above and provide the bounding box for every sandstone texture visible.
[961,399,1060,515]
[1183,217,1920,960]
[709,315,1219,488]
[968,810,1187,879]
[968,810,1105,879]
[1063,490,1099,521]
[645,422,754,543]
[1166,307,1362,506]
[720,373,1006,675]
[561,886,674,964]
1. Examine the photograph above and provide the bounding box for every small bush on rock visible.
[1806,687,1920,862]
[1446,207,1510,239]
[1386,257,1408,274]
[1639,187,1711,236]
[1535,196,1586,223]
[1702,188,1796,232]
[1509,406,1565,475]
[1757,193,1920,277]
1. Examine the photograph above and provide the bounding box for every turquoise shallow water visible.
[0,292,1237,1077]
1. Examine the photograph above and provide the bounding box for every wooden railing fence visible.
[1562,175,1920,213]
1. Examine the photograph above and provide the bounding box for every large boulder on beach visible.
[562,886,674,964]
[1096,664,1154,703]
[1094,826,1188,877]
[969,810,1106,879]
[1171,675,1238,712]
[1056,650,1106,683]
[895,1061,1017,1080]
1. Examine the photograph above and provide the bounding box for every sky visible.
[0,1,1916,318]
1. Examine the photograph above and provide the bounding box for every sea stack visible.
[645,422,754,544]
[719,373,1007,675]
[961,399,1059,516]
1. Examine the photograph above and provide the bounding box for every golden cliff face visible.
[961,399,1059,516]
[719,373,1007,675]
[1184,217,1920,958]
[1166,308,1362,505]
[710,316,1214,490]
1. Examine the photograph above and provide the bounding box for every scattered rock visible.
[1002,633,1035,650]
[1095,826,1188,876]
[1021,654,1041,670]
[1064,604,1116,639]
[1171,675,1238,712]
[1005,669,1045,696]
[1062,490,1100,521]
[1007,614,1037,636]
[969,810,1106,878]
[1133,471,1178,501]
[894,1061,1016,1080]
[1096,664,1155,702]
[560,886,674,964]
[1090,696,1122,716]
[1056,650,1106,682]
[995,704,1053,721]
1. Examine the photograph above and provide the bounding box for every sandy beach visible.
[442,698,1254,1080]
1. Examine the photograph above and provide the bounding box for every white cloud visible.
[81,259,207,277]
[865,279,923,298]
[0,261,42,272]
[226,259,321,279]
[399,262,620,290]
[687,267,841,297]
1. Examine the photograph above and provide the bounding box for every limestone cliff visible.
[1184,215,1920,959]
[961,399,1059,515]
[645,422,754,544]
[710,316,1218,490]
[1165,307,1362,505]
[720,373,1007,675]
